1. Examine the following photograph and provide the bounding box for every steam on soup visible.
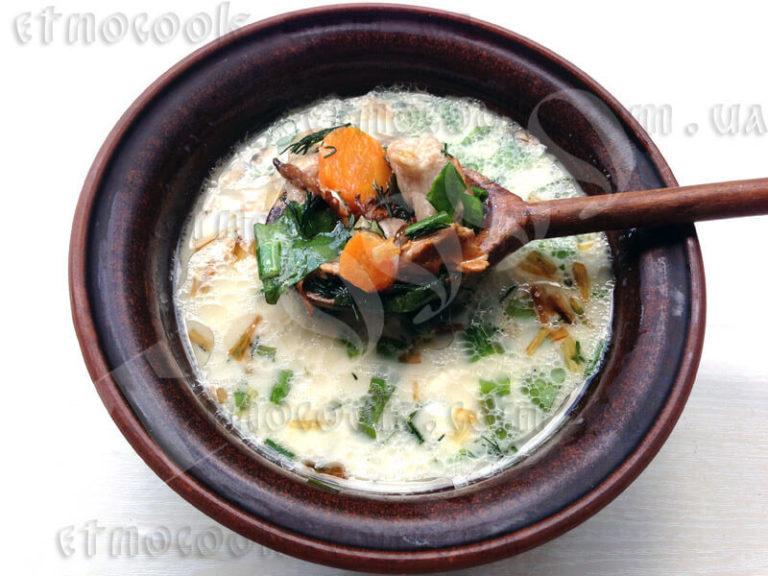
[174,90,614,492]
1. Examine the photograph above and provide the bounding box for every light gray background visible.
[3,1,766,574]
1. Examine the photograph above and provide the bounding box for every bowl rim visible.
[69,3,706,572]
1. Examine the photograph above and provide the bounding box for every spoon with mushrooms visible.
[263,130,768,311]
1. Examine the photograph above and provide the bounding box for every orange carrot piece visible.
[318,127,392,210]
[339,231,400,292]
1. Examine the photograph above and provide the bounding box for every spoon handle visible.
[526,178,768,239]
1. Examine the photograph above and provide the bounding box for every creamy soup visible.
[174,90,614,492]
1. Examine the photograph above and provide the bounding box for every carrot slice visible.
[339,231,400,292]
[318,127,392,210]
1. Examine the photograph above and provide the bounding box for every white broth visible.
[174,90,614,492]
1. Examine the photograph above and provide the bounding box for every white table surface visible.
[3,1,766,574]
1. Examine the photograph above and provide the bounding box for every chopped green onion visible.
[583,339,606,376]
[264,438,295,459]
[307,477,341,493]
[255,345,277,360]
[403,211,453,239]
[234,390,251,411]
[269,369,293,405]
[406,411,425,444]
[256,242,281,280]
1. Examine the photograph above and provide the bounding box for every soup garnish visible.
[175,90,614,492]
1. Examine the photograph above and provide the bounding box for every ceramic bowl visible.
[69,5,705,572]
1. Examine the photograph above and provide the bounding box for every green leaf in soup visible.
[479,375,511,397]
[505,295,537,319]
[358,376,395,439]
[427,162,467,214]
[384,277,447,314]
[426,162,486,229]
[460,193,484,228]
[254,196,350,305]
[459,318,503,363]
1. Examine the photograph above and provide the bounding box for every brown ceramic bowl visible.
[69,4,705,573]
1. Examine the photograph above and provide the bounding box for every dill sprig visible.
[281,124,351,155]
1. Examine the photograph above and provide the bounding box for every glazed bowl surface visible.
[69,4,705,572]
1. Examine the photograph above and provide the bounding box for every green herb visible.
[471,185,489,202]
[552,249,574,260]
[459,318,503,362]
[288,192,338,238]
[459,126,492,147]
[403,211,453,239]
[264,438,295,459]
[307,477,341,493]
[351,372,358,380]
[352,215,384,237]
[269,369,294,405]
[374,182,393,218]
[255,345,277,360]
[254,195,350,304]
[358,376,395,439]
[460,193,484,228]
[498,284,518,303]
[523,372,560,412]
[427,162,465,214]
[281,124,350,155]
[572,341,586,365]
[426,162,486,228]
[302,274,353,308]
[340,338,363,358]
[371,175,414,221]
[234,390,251,412]
[583,339,606,376]
[504,296,537,319]
[406,410,425,444]
[321,145,337,158]
[384,278,446,314]
[482,435,517,458]
[479,375,511,396]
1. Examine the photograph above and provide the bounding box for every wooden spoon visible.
[292,169,768,308]
[463,169,768,266]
